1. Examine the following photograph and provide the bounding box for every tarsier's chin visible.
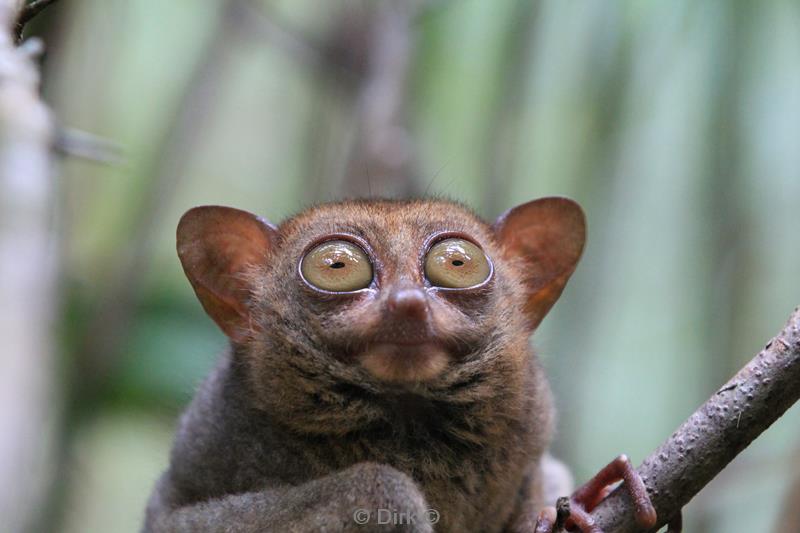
[359,343,451,382]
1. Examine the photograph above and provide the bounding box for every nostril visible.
[387,288,429,320]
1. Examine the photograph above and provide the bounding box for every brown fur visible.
[144,198,584,533]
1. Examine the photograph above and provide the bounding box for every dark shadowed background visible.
[9,1,800,532]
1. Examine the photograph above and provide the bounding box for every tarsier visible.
[145,197,660,533]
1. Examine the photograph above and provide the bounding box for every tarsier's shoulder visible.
[165,357,301,501]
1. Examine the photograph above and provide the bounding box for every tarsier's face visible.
[177,198,585,418]
[297,233,492,382]
[263,202,509,383]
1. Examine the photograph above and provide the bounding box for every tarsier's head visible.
[177,198,584,431]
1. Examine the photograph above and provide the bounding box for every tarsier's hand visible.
[147,462,433,533]
[532,455,680,533]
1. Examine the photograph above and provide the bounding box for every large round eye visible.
[301,240,373,292]
[425,238,491,288]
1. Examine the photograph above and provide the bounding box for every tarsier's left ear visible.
[177,206,278,342]
[492,197,586,330]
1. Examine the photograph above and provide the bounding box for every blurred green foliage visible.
[37,1,800,532]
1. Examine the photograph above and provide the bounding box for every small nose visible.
[386,287,429,320]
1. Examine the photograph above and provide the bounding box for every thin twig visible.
[586,307,800,532]
[15,0,59,42]
[53,126,124,165]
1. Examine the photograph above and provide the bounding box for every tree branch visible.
[15,0,58,42]
[0,0,58,531]
[584,306,800,532]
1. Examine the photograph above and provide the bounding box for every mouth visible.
[358,341,451,383]
[370,335,437,346]
[365,323,439,347]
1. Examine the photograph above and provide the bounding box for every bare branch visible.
[586,307,800,532]
[15,0,59,42]
[0,0,58,532]
[53,126,124,165]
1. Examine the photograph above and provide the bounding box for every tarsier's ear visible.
[177,206,278,342]
[492,197,586,330]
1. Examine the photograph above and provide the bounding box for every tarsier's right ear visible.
[177,206,278,342]
[492,197,586,330]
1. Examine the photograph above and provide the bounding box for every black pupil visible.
[452,260,464,266]
[330,261,346,269]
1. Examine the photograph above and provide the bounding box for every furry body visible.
[145,199,584,532]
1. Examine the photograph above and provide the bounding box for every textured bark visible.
[588,307,800,532]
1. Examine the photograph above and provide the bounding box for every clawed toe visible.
[539,454,661,533]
